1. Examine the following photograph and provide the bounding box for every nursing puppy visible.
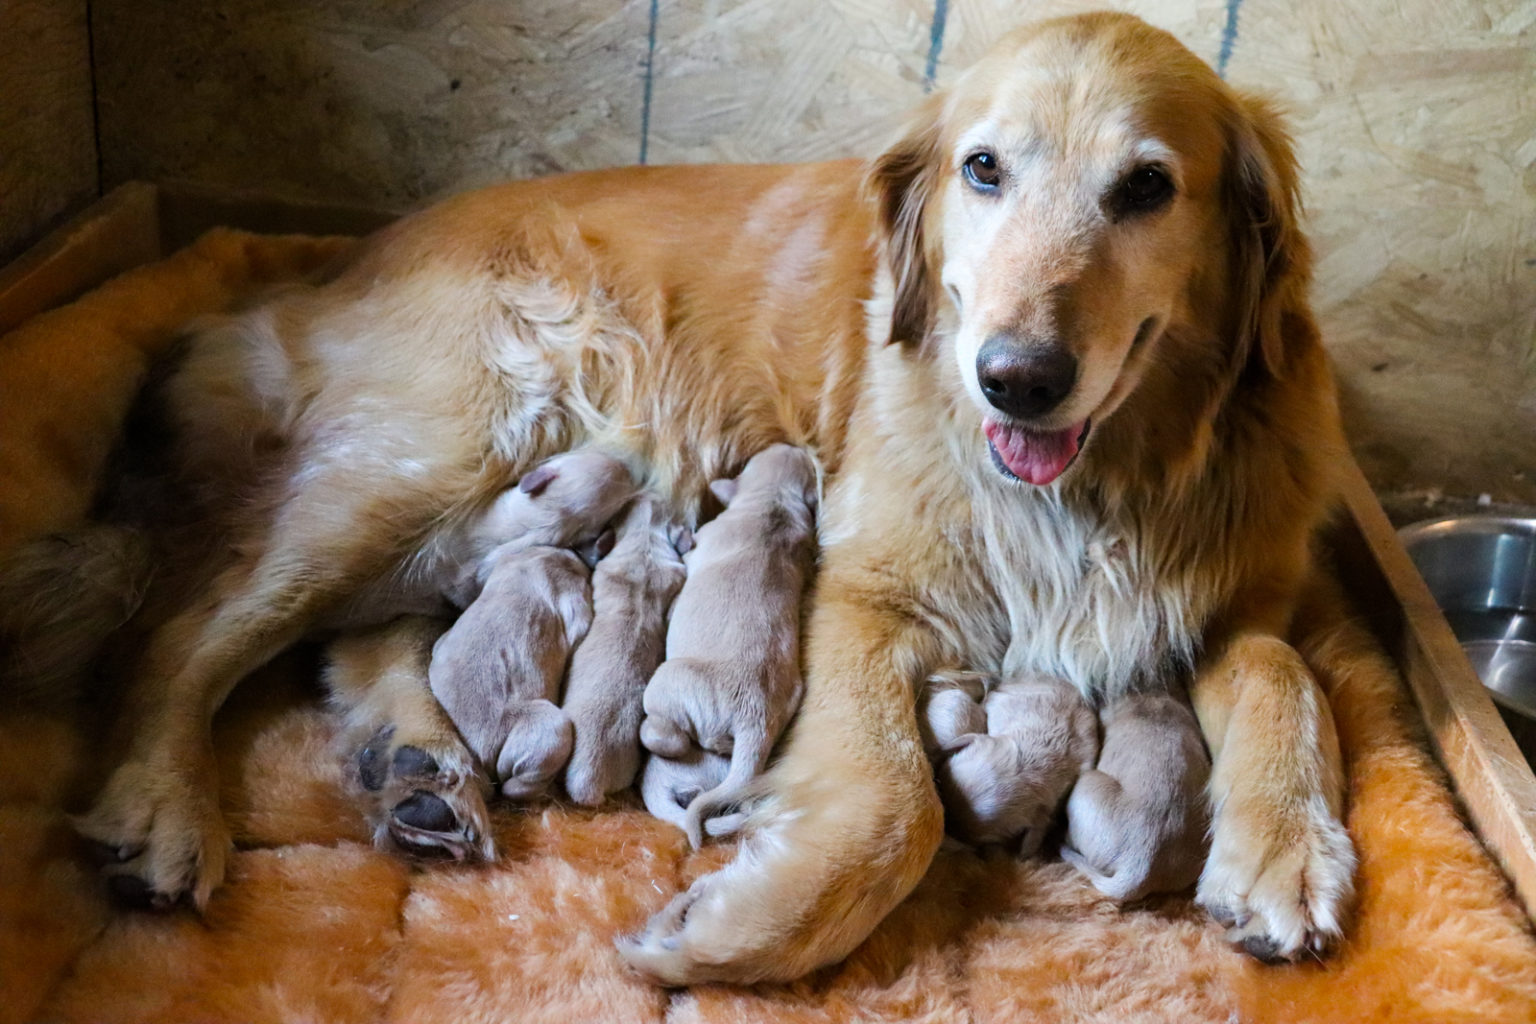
[430,543,589,800]
[426,450,632,802]
[562,497,689,806]
[440,449,634,606]
[640,444,818,847]
[70,13,1357,982]
[923,672,1098,852]
[1063,691,1211,901]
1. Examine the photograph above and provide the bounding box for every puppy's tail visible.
[683,733,769,849]
[0,525,153,708]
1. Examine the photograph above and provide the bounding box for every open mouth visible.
[983,418,1091,486]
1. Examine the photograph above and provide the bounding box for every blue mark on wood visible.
[640,0,659,165]
[1218,0,1243,79]
[924,0,949,92]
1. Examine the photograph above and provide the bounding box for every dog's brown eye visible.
[963,151,1002,191]
[1115,166,1174,214]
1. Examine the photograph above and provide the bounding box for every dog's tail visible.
[0,525,154,708]
[683,731,770,849]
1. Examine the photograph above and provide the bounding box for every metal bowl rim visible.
[1397,515,1536,548]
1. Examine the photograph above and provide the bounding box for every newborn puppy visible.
[935,673,1098,854]
[430,543,591,799]
[1062,690,1211,901]
[428,449,632,799]
[442,448,634,606]
[640,444,819,847]
[562,497,690,806]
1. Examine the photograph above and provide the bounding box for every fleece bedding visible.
[1,230,1533,1024]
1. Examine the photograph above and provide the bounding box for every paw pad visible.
[393,791,457,833]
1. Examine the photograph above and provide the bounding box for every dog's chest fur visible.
[969,477,1208,702]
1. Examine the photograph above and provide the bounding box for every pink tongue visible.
[984,418,1085,486]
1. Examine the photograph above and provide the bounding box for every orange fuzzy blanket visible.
[1,231,1533,1024]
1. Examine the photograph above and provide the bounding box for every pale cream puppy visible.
[428,449,634,800]
[640,444,819,846]
[430,544,591,799]
[561,497,690,806]
[1062,690,1211,901]
[440,449,634,607]
[930,673,1098,854]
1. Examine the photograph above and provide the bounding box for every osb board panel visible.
[91,0,652,207]
[89,0,1535,502]
[0,0,98,264]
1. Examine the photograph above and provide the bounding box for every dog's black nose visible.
[975,335,1078,419]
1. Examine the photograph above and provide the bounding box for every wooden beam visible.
[1335,454,1536,922]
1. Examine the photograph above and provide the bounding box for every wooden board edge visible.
[156,179,399,252]
[0,182,162,338]
[1335,453,1536,922]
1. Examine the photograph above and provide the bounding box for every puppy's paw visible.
[496,700,573,801]
[1197,795,1355,962]
[355,725,494,861]
[75,753,231,910]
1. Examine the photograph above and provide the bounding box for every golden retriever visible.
[66,12,1355,983]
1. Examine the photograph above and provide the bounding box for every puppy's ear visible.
[708,477,739,508]
[518,462,558,497]
[1226,92,1312,380]
[868,97,945,346]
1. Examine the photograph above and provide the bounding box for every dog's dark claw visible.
[393,791,457,833]
[1239,933,1289,964]
[1204,901,1239,927]
[358,729,393,792]
[107,873,176,910]
[86,840,140,866]
[392,745,439,778]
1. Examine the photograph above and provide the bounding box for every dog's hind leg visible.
[325,616,495,861]
[74,472,458,909]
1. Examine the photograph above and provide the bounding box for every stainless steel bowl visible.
[1398,516,1536,720]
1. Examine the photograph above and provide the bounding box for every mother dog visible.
[72,13,1355,983]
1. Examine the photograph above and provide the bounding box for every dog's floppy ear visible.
[1226,92,1312,380]
[518,462,558,497]
[868,98,945,346]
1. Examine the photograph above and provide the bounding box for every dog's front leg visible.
[1190,625,1356,961]
[618,589,949,985]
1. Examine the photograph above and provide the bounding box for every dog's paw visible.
[74,753,231,910]
[1197,795,1356,962]
[356,725,494,861]
[616,882,702,982]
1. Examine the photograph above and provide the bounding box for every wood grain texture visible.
[0,0,98,263]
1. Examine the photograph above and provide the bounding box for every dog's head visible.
[870,12,1308,486]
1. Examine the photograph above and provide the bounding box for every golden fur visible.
[4,233,1536,1023]
[63,13,1360,983]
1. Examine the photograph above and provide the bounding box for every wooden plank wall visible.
[0,0,98,263]
[66,1,1536,504]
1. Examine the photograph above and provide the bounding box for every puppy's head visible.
[869,12,1306,486]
